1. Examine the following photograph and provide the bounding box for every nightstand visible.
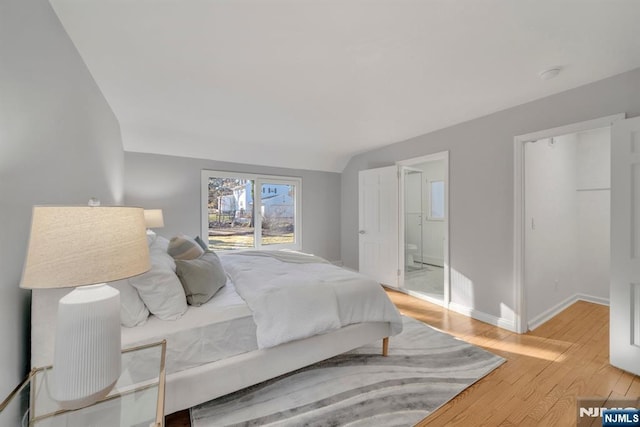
[1,340,166,427]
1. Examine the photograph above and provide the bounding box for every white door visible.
[359,166,399,288]
[611,116,640,375]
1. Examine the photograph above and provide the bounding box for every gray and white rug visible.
[191,316,505,427]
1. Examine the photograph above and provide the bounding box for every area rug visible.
[190,316,505,427]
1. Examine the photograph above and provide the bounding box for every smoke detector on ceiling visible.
[539,67,562,80]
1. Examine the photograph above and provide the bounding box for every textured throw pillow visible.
[168,234,204,260]
[110,279,149,327]
[175,252,227,306]
[129,249,187,320]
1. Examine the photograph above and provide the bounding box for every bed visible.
[30,236,403,415]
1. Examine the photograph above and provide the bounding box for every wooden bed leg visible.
[382,337,389,357]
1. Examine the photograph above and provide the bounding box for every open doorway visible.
[514,114,624,333]
[524,128,610,329]
[398,152,450,306]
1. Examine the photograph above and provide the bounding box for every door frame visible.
[513,114,625,333]
[397,151,450,308]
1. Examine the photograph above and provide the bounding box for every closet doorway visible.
[398,152,450,306]
[514,114,624,333]
[524,127,611,329]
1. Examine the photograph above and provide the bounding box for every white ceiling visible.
[50,0,640,172]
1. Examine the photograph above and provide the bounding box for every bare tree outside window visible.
[202,172,301,251]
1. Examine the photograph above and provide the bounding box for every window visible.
[201,170,302,251]
[429,180,445,220]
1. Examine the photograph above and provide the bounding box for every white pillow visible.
[110,279,149,327]
[154,235,171,252]
[129,250,187,321]
[129,268,187,320]
[146,229,157,246]
[150,242,176,272]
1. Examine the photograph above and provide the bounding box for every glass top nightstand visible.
[1,340,166,427]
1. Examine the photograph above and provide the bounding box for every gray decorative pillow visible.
[168,234,204,260]
[194,235,208,251]
[175,252,227,306]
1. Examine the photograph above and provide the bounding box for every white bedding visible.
[220,251,403,349]
[122,281,256,374]
[32,281,257,375]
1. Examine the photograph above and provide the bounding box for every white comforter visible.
[220,251,403,349]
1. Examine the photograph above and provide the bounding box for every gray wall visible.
[124,153,341,262]
[342,68,640,326]
[0,0,123,399]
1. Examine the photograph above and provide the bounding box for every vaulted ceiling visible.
[50,0,640,172]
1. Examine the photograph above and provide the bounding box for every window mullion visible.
[254,180,263,249]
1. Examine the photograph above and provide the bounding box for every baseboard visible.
[576,293,609,306]
[528,293,609,331]
[528,295,579,331]
[448,302,517,333]
[404,289,447,309]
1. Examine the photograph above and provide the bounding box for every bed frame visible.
[31,288,392,415]
[165,322,391,414]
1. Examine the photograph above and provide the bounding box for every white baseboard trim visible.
[528,295,578,331]
[576,293,609,306]
[448,302,517,333]
[528,293,610,331]
[404,289,447,309]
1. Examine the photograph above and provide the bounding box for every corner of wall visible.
[448,301,518,333]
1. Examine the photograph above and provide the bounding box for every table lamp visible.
[20,205,150,410]
[143,209,164,229]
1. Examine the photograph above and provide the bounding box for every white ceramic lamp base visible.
[52,284,121,410]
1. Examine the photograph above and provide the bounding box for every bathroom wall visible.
[419,160,446,266]
[404,170,423,265]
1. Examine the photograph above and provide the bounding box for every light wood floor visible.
[167,289,639,427]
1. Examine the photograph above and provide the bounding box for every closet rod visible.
[576,188,610,192]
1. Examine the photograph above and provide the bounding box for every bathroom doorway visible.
[398,152,449,306]
[403,166,424,275]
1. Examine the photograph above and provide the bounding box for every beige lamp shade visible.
[20,206,151,289]
[144,209,165,228]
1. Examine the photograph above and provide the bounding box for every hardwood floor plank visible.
[613,371,636,395]
[626,376,640,397]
